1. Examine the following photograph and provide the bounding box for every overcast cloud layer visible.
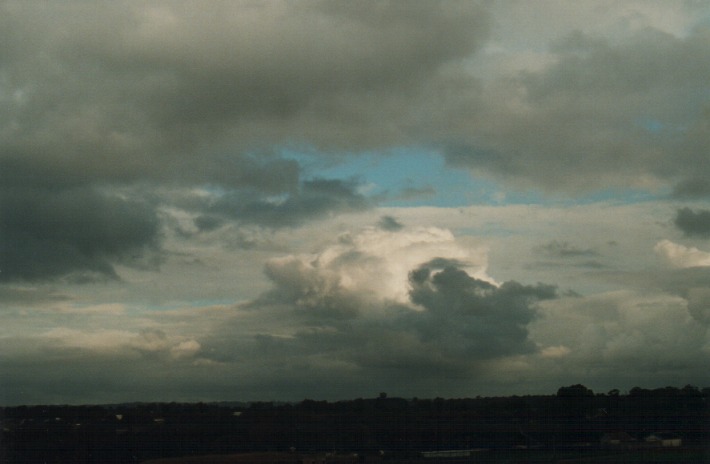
[1,0,710,405]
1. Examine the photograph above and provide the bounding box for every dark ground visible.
[2,385,708,464]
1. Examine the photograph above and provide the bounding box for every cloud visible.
[0,1,490,181]
[170,339,203,359]
[259,254,364,319]
[654,239,710,268]
[2,200,710,403]
[208,178,371,228]
[527,240,608,271]
[685,287,710,325]
[377,215,404,231]
[537,240,598,258]
[257,224,489,310]
[225,224,558,387]
[0,183,160,282]
[540,345,571,359]
[671,178,710,198]
[2,2,710,404]
[41,327,203,362]
[1,2,708,200]
[193,214,224,233]
[674,207,710,237]
[0,286,71,306]
[2,0,707,285]
[407,264,557,359]
[528,290,710,389]
[0,1,493,282]
[441,26,710,192]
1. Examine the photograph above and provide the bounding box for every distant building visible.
[299,453,359,464]
[300,457,326,464]
[421,449,488,458]
[644,432,682,447]
[600,431,636,447]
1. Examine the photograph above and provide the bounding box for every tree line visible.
[1,385,708,463]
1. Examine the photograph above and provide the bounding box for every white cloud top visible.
[655,240,710,268]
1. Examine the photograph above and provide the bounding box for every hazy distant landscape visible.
[2,385,708,464]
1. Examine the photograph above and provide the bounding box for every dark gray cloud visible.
[671,178,710,199]
[408,265,557,359]
[0,183,159,282]
[537,240,599,258]
[0,286,71,306]
[0,1,490,185]
[529,240,606,270]
[193,215,224,233]
[606,266,710,297]
[526,260,608,272]
[441,27,710,192]
[674,207,710,238]
[0,347,219,405]
[392,185,437,202]
[209,178,371,228]
[0,1,492,282]
[377,215,404,231]
[2,2,708,207]
[686,288,710,325]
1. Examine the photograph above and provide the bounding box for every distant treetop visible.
[557,384,594,397]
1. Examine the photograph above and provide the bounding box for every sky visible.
[1,0,710,406]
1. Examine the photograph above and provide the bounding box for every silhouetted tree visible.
[557,384,594,397]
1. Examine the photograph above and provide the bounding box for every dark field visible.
[2,386,708,464]
[141,448,709,464]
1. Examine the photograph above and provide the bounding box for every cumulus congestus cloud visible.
[408,263,557,359]
[230,225,557,389]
